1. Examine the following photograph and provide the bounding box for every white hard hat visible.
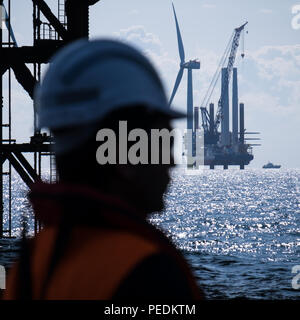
[36,39,184,124]
[35,39,184,154]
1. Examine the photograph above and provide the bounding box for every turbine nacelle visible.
[181,59,200,69]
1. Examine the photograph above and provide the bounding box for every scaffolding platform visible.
[0,0,100,237]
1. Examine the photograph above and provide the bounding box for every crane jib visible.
[207,22,247,133]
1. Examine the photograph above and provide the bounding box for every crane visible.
[200,22,248,135]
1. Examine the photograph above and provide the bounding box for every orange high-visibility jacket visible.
[3,183,203,300]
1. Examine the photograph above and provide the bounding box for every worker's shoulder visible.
[83,229,198,299]
[35,226,160,253]
[114,252,196,299]
[50,228,175,299]
[77,227,162,257]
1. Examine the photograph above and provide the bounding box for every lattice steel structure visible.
[0,0,100,237]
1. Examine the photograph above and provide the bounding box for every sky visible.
[2,0,300,168]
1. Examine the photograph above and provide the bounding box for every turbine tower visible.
[169,3,200,131]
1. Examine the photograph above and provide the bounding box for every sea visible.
[0,168,299,299]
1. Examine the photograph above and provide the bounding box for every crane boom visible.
[214,22,248,131]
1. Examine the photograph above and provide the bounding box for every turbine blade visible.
[172,3,185,64]
[169,67,184,105]
[3,5,18,46]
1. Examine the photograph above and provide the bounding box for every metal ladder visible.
[49,152,57,183]
[39,151,57,183]
[58,0,66,26]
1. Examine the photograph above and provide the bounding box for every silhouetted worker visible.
[3,39,203,299]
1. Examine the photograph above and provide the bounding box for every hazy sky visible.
[2,0,300,168]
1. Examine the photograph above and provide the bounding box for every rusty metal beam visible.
[5,153,35,189]
[0,43,65,64]
[65,0,89,40]
[0,62,9,77]
[13,151,40,182]
[11,62,37,99]
[0,143,51,153]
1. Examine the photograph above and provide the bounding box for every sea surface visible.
[0,168,299,299]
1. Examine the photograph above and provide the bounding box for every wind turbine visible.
[169,3,200,131]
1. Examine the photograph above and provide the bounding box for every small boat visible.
[263,162,281,169]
